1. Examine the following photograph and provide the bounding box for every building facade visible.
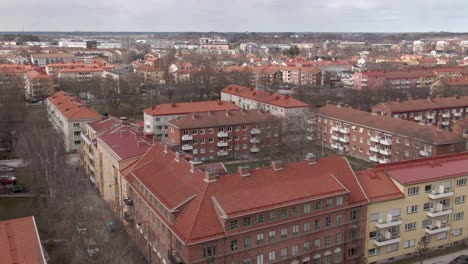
[47,91,101,152]
[371,96,468,130]
[31,53,75,67]
[310,104,466,164]
[122,144,368,264]
[167,109,281,160]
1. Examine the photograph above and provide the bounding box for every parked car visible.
[0,175,16,185]
[450,255,468,264]
[85,238,99,257]
[76,222,87,234]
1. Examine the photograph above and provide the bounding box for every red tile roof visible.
[168,109,276,129]
[222,84,309,108]
[0,216,46,264]
[98,126,152,160]
[47,91,101,121]
[87,116,121,133]
[376,152,468,185]
[356,170,404,203]
[143,100,241,116]
[59,67,104,73]
[371,96,468,113]
[26,70,52,80]
[125,143,367,243]
[316,104,465,145]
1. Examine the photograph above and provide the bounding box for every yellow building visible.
[358,153,468,263]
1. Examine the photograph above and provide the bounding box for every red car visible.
[0,175,16,185]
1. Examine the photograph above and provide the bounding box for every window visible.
[423,202,433,211]
[192,129,198,135]
[325,199,333,208]
[243,259,251,264]
[386,243,398,253]
[268,251,275,261]
[314,239,320,249]
[291,207,298,215]
[454,212,464,221]
[407,205,418,214]
[304,222,311,233]
[244,237,251,248]
[269,212,277,220]
[230,220,239,230]
[325,216,331,227]
[269,230,275,240]
[404,239,416,248]
[304,242,310,252]
[281,208,287,218]
[243,217,251,226]
[257,214,265,224]
[453,228,463,237]
[454,194,466,205]
[208,128,214,134]
[200,129,205,134]
[407,186,419,196]
[243,125,247,130]
[231,240,238,251]
[457,178,467,186]
[336,233,342,244]
[368,248,380,256]
[203,245,216,258]
[315,200,322,210]
[336,197,343,205]
[281,228,287,238]
[325,236,331,246]
[280,248,287,258]
[256,254,263,264]
[336,215,343,225]
[74,131,81,136]
[73,122,80,127]
[315,219,321,230]
[350,210,359,221]
[405,222,416,231]
[256,234,264,245]
[304,203,311,213]
[436,232,447,240]
[370,212,381,222]
[201,138,206,144]
[425,184,434,193]
[292,225,299,235]
[422,219,432,227]
[235,125,240,131]
[292,245,298,256]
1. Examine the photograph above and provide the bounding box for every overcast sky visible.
[1,0,467,32]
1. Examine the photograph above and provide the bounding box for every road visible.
[412,248,468,264]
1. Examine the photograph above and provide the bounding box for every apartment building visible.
[58,67,105,80]
[95,124,152,215]
[143,100,241,138]
[31,53,75,67]
[24,70,54,100]
[122,143,368,264]
[0,216,47,264]
[310,104,466,164]
[221,84,310,117]
[45,62,89,77]
[167,109,280,160]
[47,91,101,152]
[358,153,468,263]
[371,96,468,130]
[135,66,165,85]
[453,118,468,138]
[81,116,121,186]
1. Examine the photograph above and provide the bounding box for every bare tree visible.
[415,236,430,264]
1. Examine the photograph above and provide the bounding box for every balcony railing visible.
[373,235,401,247]
[378,158,391,164]
[250,147,260,153]
[369,155,379,163]
[426,207,452,218]
[454,112,462,117]
[217,141,228,147]
[441,121,450,126]
[217,131,228,138]
[370,146,380,153]
[338,136,350,143]
[370,136,380,143]
[427,114,435,119]
[250,138,261,144]
[181,135,193,141]
[330,143,339,149]
[425,224,450,235]
[307,119,316,125]
[181,144,193,150]
[428,189,454,199]
[217,151,229,156]
[420,150,432,157]
[379,149,392,156]
[379,139,392,146]
[331,126,339,132]
[251,128,261,134]
[339,128,350,134]
[375,217,402,229]
[414,116,423,121]
[442,113,451,118]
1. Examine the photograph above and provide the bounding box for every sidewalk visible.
[411,248,468,264]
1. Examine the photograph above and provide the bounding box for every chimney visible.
[120,116,128,125]
[204,170,218,182]
[225,109,231,117]
[171,101,176,108]
[217,99,221,105]
[455,95,460,99]
[175,151,184,162]
[305,153,317,165]
[238,166,251,177]
[163,144,168,153]
[272,160,284,171]
[285,94,290,99]
[426,96,432,102]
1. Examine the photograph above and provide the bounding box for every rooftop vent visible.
[272,160,284,171]
[305,153,317,165]
[238,166,251,177]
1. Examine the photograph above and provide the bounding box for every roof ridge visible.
[185,183,210,244]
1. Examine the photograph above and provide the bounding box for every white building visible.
[31,53,75,67]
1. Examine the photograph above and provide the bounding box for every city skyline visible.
[1,0,468,32]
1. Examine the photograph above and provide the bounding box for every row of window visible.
[231,248,343,264]
[230,198,345,230]
[407,179,466,196]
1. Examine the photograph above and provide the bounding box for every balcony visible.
[441,121,450,126]
[442,113,451,118]
[217,131,228,138]
[425,224,450,235]
[330,143,339,149]
[426,207,452,218]
[379,139,392,146]
[420,150,432,157]
[331,135,339,141]
[339,128,350,134]
[306,136,314,141]
[375,217,402,229]
[428,189,454,200]
[379,158,391,164]
[379,149,392,156]
[307,119,316,125]
[81,133,92,145]
[331,126,339,132]
[427,114,435,119]
[370,146,380,153]
[414,116,423,121]
[454,112,462,117]
[369,155,379,163]
[370,136,380,143]
[373,235,401,247]
[181,135,193,141]
[217,150,229,156]
[250,138,261,144]
[182,144,193,151]
[217,141,228,147]
[123,197,133,206]
[250,147,260,153]
[338,136,350,143]
[251,128,261,134]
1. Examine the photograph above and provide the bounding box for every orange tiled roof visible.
[143,100,241,116]
[316,104,465,145]
[222,84,310,108]
[356,170,404,203]
[47,91,101,121]
[59,67,104,73]
[0,216,46,264]
[372,95,468,113]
